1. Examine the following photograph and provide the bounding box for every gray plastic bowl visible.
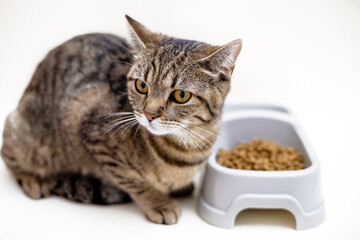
[197,104,325,230]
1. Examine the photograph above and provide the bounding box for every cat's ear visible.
[125,15,159,49]
[197,39,242,76]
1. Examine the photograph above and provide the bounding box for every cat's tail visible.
[50,174,132,205]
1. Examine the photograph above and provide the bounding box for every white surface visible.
[0,0,359,239]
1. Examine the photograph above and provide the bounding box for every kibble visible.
[216,139,304,171]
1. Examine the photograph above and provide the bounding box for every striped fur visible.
[1,16,241,224]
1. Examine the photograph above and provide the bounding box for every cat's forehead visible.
[144,45,187,66]
[137,46,195,86]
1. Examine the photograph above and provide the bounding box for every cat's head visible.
[125,15,242,136]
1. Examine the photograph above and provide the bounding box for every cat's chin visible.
[145,125,172,136]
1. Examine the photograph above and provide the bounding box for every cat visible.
[1,15,242,224]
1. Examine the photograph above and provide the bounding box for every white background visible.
[0,0,359,239]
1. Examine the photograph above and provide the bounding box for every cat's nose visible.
[144,112,160,122]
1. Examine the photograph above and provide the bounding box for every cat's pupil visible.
[179,91,185,98]
[141,82,146,89]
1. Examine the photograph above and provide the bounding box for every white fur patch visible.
[135,114,174,135]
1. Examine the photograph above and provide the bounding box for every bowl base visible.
[197,194,325,230]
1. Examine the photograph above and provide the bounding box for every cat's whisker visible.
[182,132,206,159]
[109,121,133,136]
[110,59,134,67]
[184,127,213,146]
[173,128,192,157]
[101,115,136,131]
[176,129,202,159]
[99,112,134,119]
[104,115,136,123]
[111,40,136,57]
[179,122,218,137]
[101,117,136,135]
[177,126,208,159]
[160,121,186,134]
[179,132,194,158]
[182,127,216,157]
[108,92,128,100]
[133,112,143,119]
[177,124,214,157]
[134,123,141,137]
[121,120,138,135]
[160,120,217,156]
[110,119,137,138]
[160,120,218,142]
[160,120,184,127]
[181,130,205,153]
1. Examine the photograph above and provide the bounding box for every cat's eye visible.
[135,80,149,94]
[171,90,192,104]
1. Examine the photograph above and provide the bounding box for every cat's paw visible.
[145,200,181,225]
[16,173,50,199]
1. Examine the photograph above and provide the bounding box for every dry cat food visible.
[216,138,304,171]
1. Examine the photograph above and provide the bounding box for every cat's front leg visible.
[130,184,181,225]
[109,174,180,224]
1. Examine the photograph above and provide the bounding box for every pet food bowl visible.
[197,104,325,230]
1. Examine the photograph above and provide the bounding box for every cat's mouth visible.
[146,123,171,135]
[135,114,174,136]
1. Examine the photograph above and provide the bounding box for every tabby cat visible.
[1,15,241,224]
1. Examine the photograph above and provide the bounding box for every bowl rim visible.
[207,108,320,178]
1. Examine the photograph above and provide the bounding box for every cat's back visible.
[18,33,132,128]
[24,33,132,109]
[2,33,133,173]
